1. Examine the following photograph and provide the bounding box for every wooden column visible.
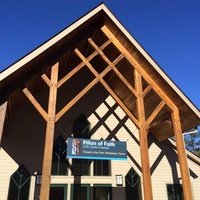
[0,101,7,147]
[135,70,153,200]
[171,109,193,200]
[40,63,59,200]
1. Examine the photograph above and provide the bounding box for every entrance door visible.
[49,184,67,200]
[93,185,112,200]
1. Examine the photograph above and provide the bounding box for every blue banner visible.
[67,138,127,160]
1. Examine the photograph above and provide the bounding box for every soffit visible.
[0,4,199,140]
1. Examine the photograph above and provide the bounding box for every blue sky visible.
[0,0,200,108]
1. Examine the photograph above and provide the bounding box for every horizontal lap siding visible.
[149,143,176,200]
[0,149,18,200]
[188,160,200,200]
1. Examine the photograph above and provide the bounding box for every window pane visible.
[125,168,142,200]
[73,114,90,138]
[7,179,19,200]
[167,184,183,200]
[50,185,67,200]
[71,115,91,176]
[71,184,89,200]
[93,186,112,200]
[94,160,110,176]
[72,159,90,176]
[52,136,68,175]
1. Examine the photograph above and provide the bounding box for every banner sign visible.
[67,138,127,160]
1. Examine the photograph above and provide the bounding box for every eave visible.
[0,3,200,141]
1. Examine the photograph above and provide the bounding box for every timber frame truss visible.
[2,25,192,200]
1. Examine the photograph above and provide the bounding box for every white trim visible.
[28,176,36,200]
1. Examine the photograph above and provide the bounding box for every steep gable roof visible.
[0,3,200,140]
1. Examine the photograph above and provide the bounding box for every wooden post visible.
[40,63,59,200]
[0,101,7,147]
[171,109,193,200]
[135,70,153,200]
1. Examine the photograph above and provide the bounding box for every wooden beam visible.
[112,66,137,96]
[40,62,59,200]
[41,74,51,87]
[171,109,193,200]
[75,49,99,77]
[143,85,152,98]
[75,48,140,128]
[0,101,7,147]
[58,39,112,88]
[112,53,124,65]
[56,61,114,122]
[134,69,153,200]
[58,62,85,88]
[88,38,137,97]
[56,78,99,122]
[146,101,166,127]
[101,25,176,111]
[88,38,114,65]
[101,79,140,128]
[23,88,48,121]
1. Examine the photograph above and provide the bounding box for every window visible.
[72,114,91,175]
[71,184,90,200]
[49,184,67,200]
[125,168,142,200]
[93,184,112,200]
[72,159,91,176]
[167,184,183,200]
[7,165,31,200]
[52,136,68,175]
[94,160,111,176]
[73,114,90,139]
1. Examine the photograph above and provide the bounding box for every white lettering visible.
[83,140,97,146]
[104,141,115,147]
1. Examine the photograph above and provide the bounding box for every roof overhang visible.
[0,3,200,140]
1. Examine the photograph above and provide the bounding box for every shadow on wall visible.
[149,134,198,182]
[1,78,197,184]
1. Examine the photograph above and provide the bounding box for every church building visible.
[0,4,200,200]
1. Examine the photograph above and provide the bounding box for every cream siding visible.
[0,148,18,200]
[188,159,200,200]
